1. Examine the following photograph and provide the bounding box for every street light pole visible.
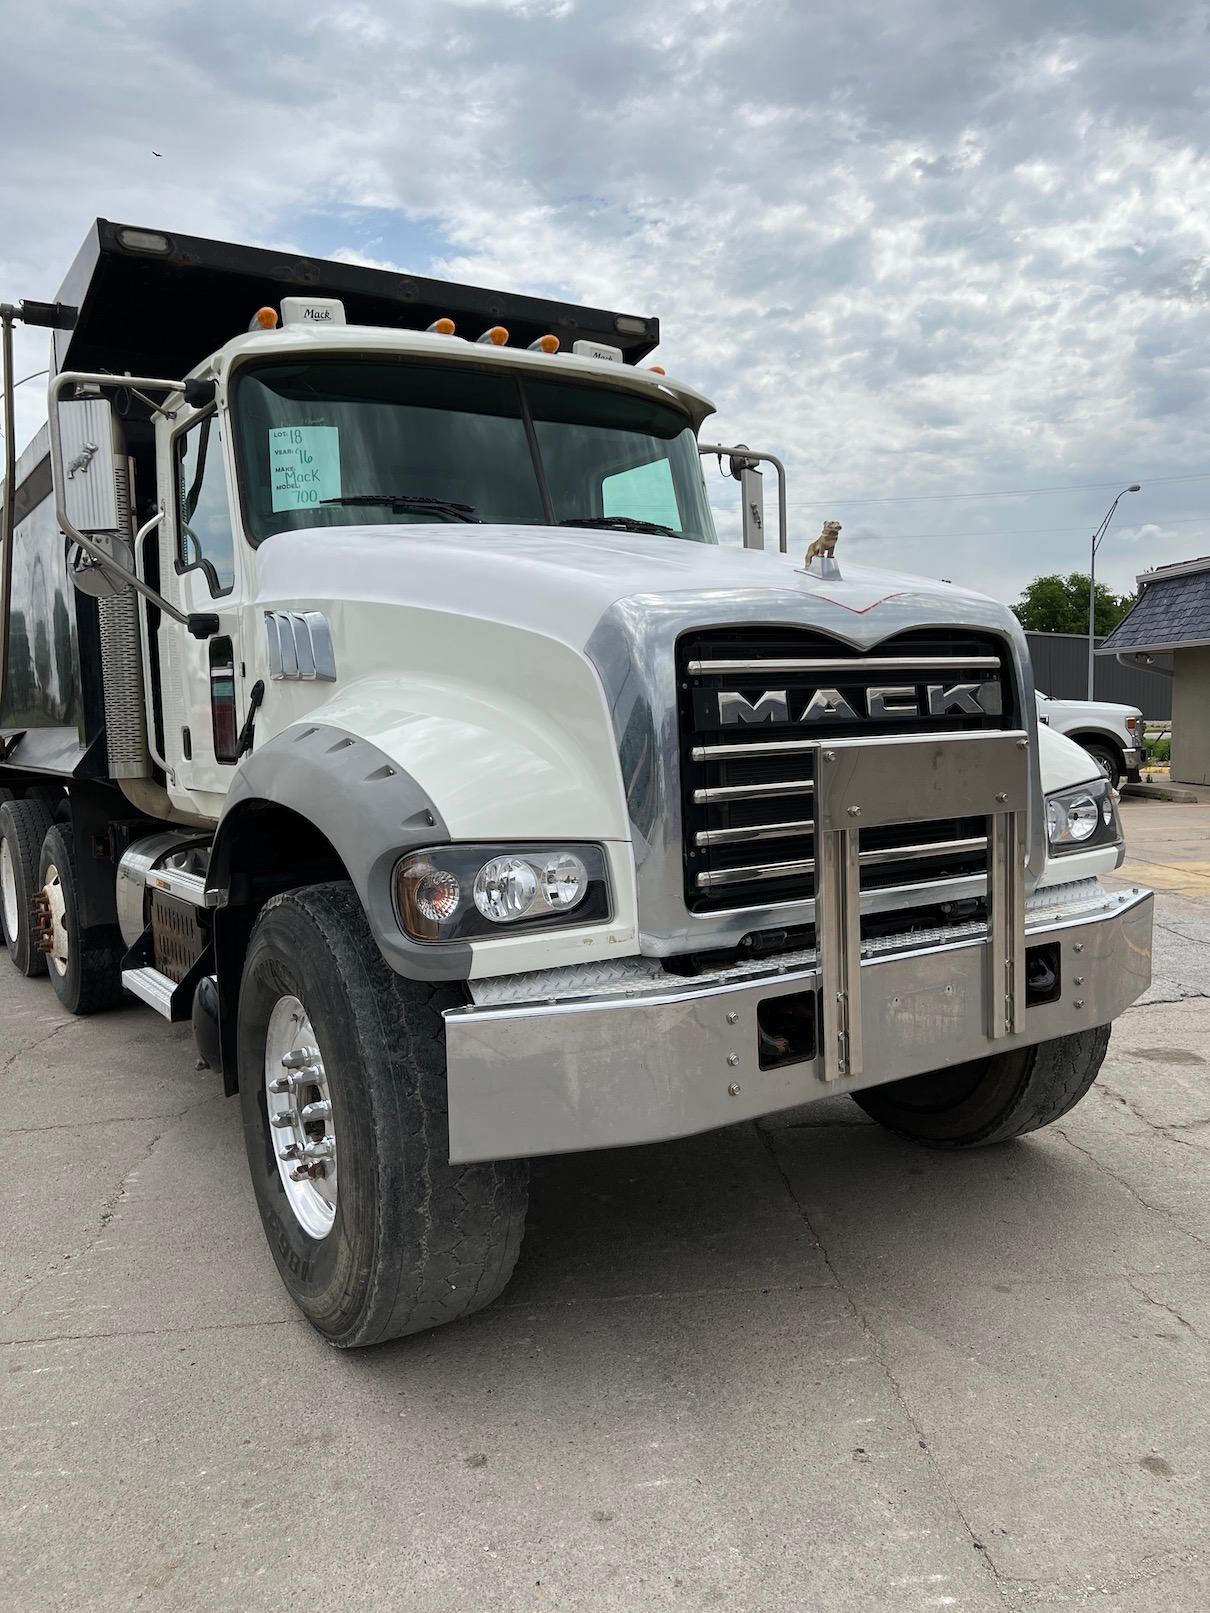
[1087,484,1141,699]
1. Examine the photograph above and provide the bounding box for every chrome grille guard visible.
[812,730,1029,1081]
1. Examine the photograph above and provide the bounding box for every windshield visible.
[233,359,717,545]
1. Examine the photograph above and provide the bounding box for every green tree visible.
[1012,572,1134,636]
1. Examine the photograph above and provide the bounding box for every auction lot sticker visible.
[269,426,342,511]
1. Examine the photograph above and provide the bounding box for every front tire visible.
[1,798,55,976]
[1082,741,1122,791]
[238,882,528,1348]
[851,1025,1111,1147]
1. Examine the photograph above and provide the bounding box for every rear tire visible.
[851,1025,1111,1147]
[1,798,55,976]
[37,824,125,1015]
[238,881,529,1348]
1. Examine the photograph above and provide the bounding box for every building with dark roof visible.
[1100,555,1210,784]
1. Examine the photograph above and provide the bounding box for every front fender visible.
[209,722,472,980]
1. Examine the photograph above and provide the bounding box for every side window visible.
[176,415,235,594]
[601,457,682,530]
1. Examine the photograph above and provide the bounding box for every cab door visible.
[156,408,246,818]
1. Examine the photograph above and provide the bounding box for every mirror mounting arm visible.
[698,442,789,554]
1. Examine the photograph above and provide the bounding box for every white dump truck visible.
[1,222,1153,1347]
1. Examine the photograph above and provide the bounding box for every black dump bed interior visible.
[51,220,658,381]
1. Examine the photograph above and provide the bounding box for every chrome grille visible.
[677,627,1016,915]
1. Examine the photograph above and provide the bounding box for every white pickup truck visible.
[1034,692,1144,790]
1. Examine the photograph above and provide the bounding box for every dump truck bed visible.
[51,220,660,382]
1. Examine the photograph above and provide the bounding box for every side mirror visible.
[52,394,137,599]
[56,395,122,534]
[46,369,196,629]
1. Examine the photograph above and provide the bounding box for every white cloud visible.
[4,0,1210,602]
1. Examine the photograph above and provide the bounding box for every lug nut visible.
[270,1112,294,1130]
[300,1099,332,1123]
[278,1142,302,1161]
[281,1047,320,1070]
[268,1074,295,1095]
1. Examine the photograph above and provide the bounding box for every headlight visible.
[395,844,610,942]
[1045,778,1122,855]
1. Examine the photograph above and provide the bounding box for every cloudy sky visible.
[4,0,1210,603]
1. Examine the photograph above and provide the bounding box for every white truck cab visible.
[1035,690,1144,789]
[1,222,1154,1348]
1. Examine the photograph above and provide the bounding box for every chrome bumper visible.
[1123,746,1143,770]
[444,884,1153,1163]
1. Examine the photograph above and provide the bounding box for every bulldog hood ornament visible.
[802,520,842,579]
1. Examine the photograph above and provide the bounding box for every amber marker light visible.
[427,317,456,335]
[528,334,560,353]
[476,326,510,345]
[249,306,279,331]
[648,365,666,375]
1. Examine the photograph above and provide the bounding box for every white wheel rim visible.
[0,837,17,944]
[265,995,338,1240]
[41,863,69,977]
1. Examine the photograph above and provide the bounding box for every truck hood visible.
[1039,694,1142,723]
[256,521,1011,653]
[250,519,1049,963]
[1037,722,1110,792]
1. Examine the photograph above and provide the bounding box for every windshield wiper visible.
[320,494,480,523]
[558,515,680,538]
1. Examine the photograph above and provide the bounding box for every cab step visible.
[121,965,187,1020]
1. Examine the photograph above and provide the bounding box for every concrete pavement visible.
[2,801,1207,1612]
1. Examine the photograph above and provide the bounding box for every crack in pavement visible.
[1092,1079,1208,1151]
[0,1016,77,1078]
[1123,1272,1205,1342]
[0,1316,294,1349]
[1153,916,1210,946]
[1053,1126,1209,1251]
[0,1109,187,1324]
[757,1125,1012,1606]
[0,1095,218,1138]
[1124,987,1209,1007]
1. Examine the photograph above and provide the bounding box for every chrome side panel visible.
[445,889,1152,1164]
[116,829,213,947]
[584,589,1042,956]
[264,610,337,682]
